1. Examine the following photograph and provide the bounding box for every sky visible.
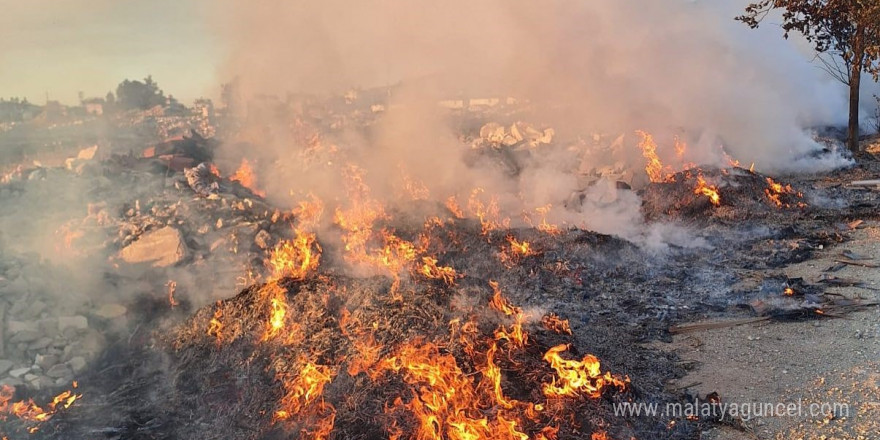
[0,0,222,105]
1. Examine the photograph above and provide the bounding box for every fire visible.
[445,196,465,219]
[784,287,795,296]
[0,383,81,428]
[508,237,535,257]
[541,314,572,335]
[419,257,457,285]
[636,130,675,183]
[267,230,322,280]
[275,362,337,440]
[693,174,721,206]
[525,205,561,235]
[376,341,531,440]
[467,188,510,234]
[542,344,628,399]
[262,284,289,341]
[166,280,179,308]
[230,158,266,197]
[207,303,224,341]
[489,281,527,348]
[764,177,805,208]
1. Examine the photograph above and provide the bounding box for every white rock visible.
[0,360,13,375]
[94,304,127,319]
[68,356,87,373]
[58,315,89,331]
[7,320,38,334]
[9,367,30,378]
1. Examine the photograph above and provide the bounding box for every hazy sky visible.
[0,0,222,105]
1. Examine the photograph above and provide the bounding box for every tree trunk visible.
[847,66,862,152]
[847,27,866,153]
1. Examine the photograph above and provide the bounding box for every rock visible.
[254,229,273,249]
[35,354,58,370]
[118,226,189,267]
[9,367,30,378]
[68,356,87,373]
[28,337,53,351]
[0,377,23,387]
[7,320,38,334]
[94,303,127,319]
[37,318,60,337]
[58,315,89,331]
[9,330,41,344]
[46,364,72,379]
[0,359,13,375]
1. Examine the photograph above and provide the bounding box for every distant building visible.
[82,98,104,115]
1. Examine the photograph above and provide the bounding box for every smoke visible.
[209,0,851,248]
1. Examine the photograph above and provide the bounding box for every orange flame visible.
[764,177,805,208]
[267,230,322,281]
[542,344,628,399]
[207,303,224,341]
[0,383,81,427]
[230,158,266,197]
[166,280,179,308]
[419,257,457,285]
[541,314,573,335]
[636,130,675,183]
[694,174,721,206]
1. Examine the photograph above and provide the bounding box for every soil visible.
[661,219,880,440]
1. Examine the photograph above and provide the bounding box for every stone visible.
[0,377,23,387]
[0,360,13,375]
[94,304,127,319]
[68,356,87,373]
[35,354,58,370]
[7,320,38,334]
[254,229,273,249]
[9,367,30,378]
[118,226,189,267]
[58,315,89,331]
[28,337,53,351]
[9,330,41,343]
[46,364,72,379]
[37,318,60,337]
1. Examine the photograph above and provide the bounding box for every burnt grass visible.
[28,159,880,440]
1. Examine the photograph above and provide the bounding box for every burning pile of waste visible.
[640,166,807,223]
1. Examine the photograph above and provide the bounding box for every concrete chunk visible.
[119,226,189,267]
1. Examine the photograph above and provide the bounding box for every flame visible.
[489,281,527,348]
[419,257,457,285]
[784,287,795,296]
[445,196,465,219]
[542,344,628,399]
[207,303,224,341]
[467,188,510,234]
[166,280,179,308]
[541,314,572,335]
[507,237,535,257]
[693,174,721,206]
[208,163,221,177]
[267,230,322,281]
[591,432,609,440]
[275,362,337,440]
[636,130,675,183]
[530,205,561,235]
[375,341,530,440]
[764,177,805,208]
[230,158,266,197]
[0,383,81,427]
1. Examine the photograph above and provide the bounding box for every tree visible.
[738,1,880,152]
[115,76,167,110]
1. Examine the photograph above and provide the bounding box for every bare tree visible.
[738,1,880,152]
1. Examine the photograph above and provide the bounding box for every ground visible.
[663,224,880,440]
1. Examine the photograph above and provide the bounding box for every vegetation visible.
[738,1,880,152]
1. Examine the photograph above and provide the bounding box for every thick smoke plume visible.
[210,0,849,246]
